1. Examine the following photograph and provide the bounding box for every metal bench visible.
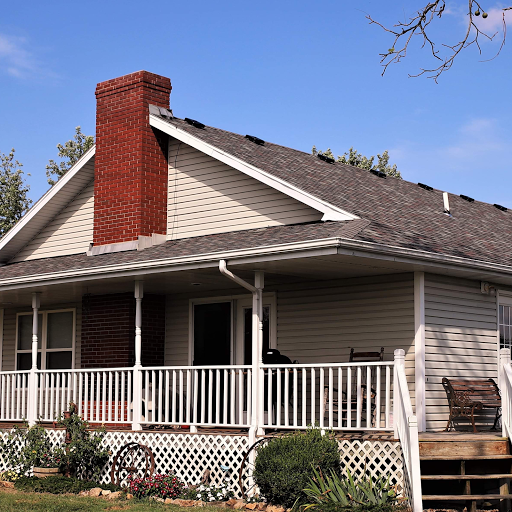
[442,377,501,433]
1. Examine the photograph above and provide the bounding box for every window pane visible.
[18,314,42,350]
[47,312,73,349]
[46,351,72,369]
[17,352,41,370]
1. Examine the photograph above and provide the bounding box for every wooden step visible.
[422,474,512,480]
[421,454,512,461]
[419,440,509,457]
[422,494,512,501]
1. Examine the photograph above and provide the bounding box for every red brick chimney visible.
[93,71,172,246]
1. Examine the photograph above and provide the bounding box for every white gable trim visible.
[0,147,96,262]
[149,115,358,222]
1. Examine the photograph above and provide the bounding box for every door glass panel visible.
[18,314,42,350]
[243,306,270,365]
[500,304,512,351]
[47,311,73,349]
[46,351,73,369]
[193,302,231,366]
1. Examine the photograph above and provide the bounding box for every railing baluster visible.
[347,367,352,428]
[329,367,334,429]
[215,369,220,425]
[311,368,315,426]
[302,368,306,427]
[223,369,228,425]
[284,368,289,427]
[208,369,213,425]
[267,368,272,426]
[238,369,243,426]
[293,368,298,427]
[172,370,177,424]
[193,370,198,425]
[386,365,391,429]
[186,370,191,425]
[376,365,381,429]
[366,366,371,429]
[200,370,205,425]
[276,368,281,427]
[356,366,362,429]
[179,370,184,424]
[165,370,170,424]
[319,367,324,429]
[230,369,235,425]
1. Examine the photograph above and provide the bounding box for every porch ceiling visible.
[1,250,511,308]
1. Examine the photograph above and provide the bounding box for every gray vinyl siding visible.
[167,140,322,240]
[2,303,82,371]
[275,274,416,403]
[424,274,498,431]
[165,296,190,366]
[163,274,416,402]
[11,181,94,262]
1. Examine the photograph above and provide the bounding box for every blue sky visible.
[1,0,511,208]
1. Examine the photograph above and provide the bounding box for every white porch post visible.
[132,281,143,430]
[393,348,404,439]
[500,347,510,438]
[414,272,426,431]
[27,292,40,426]
[255,271,264,436]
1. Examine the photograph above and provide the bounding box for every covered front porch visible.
[0,249,420,434]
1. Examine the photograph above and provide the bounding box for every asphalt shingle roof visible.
[0,113,510,281]
[160,116,512,268]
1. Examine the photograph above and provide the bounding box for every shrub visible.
[0,423,60,475]
[303,467,398,509]
[128,473,185,500]
[14,475,120,494]
[253,428,340,508]
[56,407,110,480]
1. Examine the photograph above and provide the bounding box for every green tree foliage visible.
[312,146,401,178]
[0,149,31,237]
[46,126,94,186]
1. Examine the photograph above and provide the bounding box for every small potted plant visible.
[33,451,63,478]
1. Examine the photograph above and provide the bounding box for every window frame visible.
[15,308,76,370]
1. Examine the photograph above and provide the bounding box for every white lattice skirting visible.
[338,439,404,495]
[0,430,404,498]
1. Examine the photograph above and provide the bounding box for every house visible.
[1,70,512,510]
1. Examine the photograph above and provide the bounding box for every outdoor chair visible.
[323,347,384,427]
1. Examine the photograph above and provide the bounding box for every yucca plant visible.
[303,467,398,509]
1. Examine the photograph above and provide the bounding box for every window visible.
[16,310,75,370]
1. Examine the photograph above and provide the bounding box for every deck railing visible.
[393,349,422,512]
[2,359,402,434]
[260,362,394,430]
[500,348,512,440]
[35,369,133,424]
[0,371,30,421]
[140,366,252,428]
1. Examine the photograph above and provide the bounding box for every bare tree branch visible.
[367,1,510,82]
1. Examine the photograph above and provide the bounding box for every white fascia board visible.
[150,115,358,222]
[0,146,96,255]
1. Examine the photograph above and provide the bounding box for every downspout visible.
[219,260,264,439]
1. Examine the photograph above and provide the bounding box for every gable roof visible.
[0,148,96,263]
[149,110,512,270]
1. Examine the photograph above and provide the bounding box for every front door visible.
[193,302,232,423]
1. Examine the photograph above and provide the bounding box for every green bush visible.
[14,475,120,494]
[253,429,340,508]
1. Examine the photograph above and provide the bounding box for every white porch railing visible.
[140,366,252,428]
[0,371,30,421]
[500,348,512,439]
[260,362,394,430]
[1,357,414,440]
[34,369,133,424]
[393,349,422,512]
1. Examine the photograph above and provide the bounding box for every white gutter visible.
[219,260,264,439]
[0,235,512,292]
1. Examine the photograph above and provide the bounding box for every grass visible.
[0,489,227,512]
